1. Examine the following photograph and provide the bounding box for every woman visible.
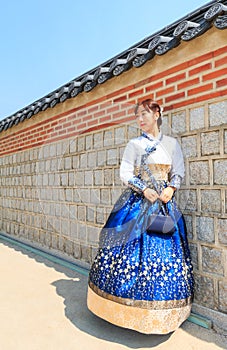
[87,99,194,334]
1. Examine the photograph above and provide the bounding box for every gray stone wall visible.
[0,98,226,321]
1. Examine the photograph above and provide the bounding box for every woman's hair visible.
[134,99,162,128]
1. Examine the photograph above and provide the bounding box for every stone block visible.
[114,168,122,186]
[69,139,77,154]
[79,189,90,204]
[201,190,221,213]
[68,172,75,186]
[77,223,87,242]
[127,124,139,139]
[201,131,220,155]
[218,219,227,245]
[104,130,114,147]
[218,281,227,312]
[49,144,57,158]
[80,153,87,168]
[202,246,224,275]
[111,188,122,205]
[51,234,59,250]
[58,235,65,251]
[70,220,78,239]
[77,136,85,152]
[73,243,81,259]
[77,205,86,222]
[194,274,215,308]
[88,152,97,168]
[188,243,198,270]
[189,107,205,130]
[181,136,197,158]
[72,155,79,169]
[87,225,100,244]
[65,239,74,256]
[87,207,95,223]
[61,220,70,236]
[209,101,227,126]
[90,189,100,205]
[107,149,118,166]
[81,244,92,263]
[64,157,72,170]
[96,207,105,224]
[74,171,84,186]
[172,111,186,134]
[60,173,68,186]
[115,127,126,145]
[94,170,103,186]
[214,160,227,185]
[65,188,72,202]
[196,216,214,243]
[189,161,209,185]
[184,214,193,240]
[93,132,103,149]
[85,135,93,150]
[104,169,113,186]
[97,150,106,167]
[161,115,172,136]
[179,190,197,212]
[101,189,110,205]
[84,170,93,186]
[224,130,227,154]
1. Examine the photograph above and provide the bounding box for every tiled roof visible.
[1,0,227,133]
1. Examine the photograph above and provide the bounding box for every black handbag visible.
[146,205,175,235]
[138,135,176,235]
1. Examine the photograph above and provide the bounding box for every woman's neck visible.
[146,128,159,138]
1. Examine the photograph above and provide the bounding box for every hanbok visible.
[87,132,194,334]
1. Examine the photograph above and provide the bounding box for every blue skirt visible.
[87,186,194,334]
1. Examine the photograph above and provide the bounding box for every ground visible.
[0,239,226,350]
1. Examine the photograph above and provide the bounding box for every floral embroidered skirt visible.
[87,187,194,334]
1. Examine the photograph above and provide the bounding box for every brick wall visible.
[0,27,227,328]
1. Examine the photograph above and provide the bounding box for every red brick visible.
[165,92,185,103]
[156,86,175,97]
[215,56,227,68]
[189,63,212,76]
[113,95,127,103]
[216,78,227,88]
[106,105,120,114]
[203,68,227,82]
[145,81,163,93]
[77,109,88,117]
[94,110,104,118]
[128,89,144,99]
[166,73,186,85]
[178,78,200,90]
[213,46,227,57]
[87,105,99,113]
[188,83,213,96]
[77,123,87,130]
[100,116,111,123]
[152,62,189,81]
[113,111,126,119]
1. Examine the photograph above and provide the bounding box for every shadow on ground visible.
[1,237,227,349]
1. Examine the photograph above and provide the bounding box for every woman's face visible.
[135,105,158,134]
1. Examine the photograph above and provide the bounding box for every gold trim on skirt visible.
[87,285,192,334]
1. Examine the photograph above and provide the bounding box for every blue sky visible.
[0,0,209,120]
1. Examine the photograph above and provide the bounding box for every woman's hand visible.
[159,187,175,203]
[143,188,159,203]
